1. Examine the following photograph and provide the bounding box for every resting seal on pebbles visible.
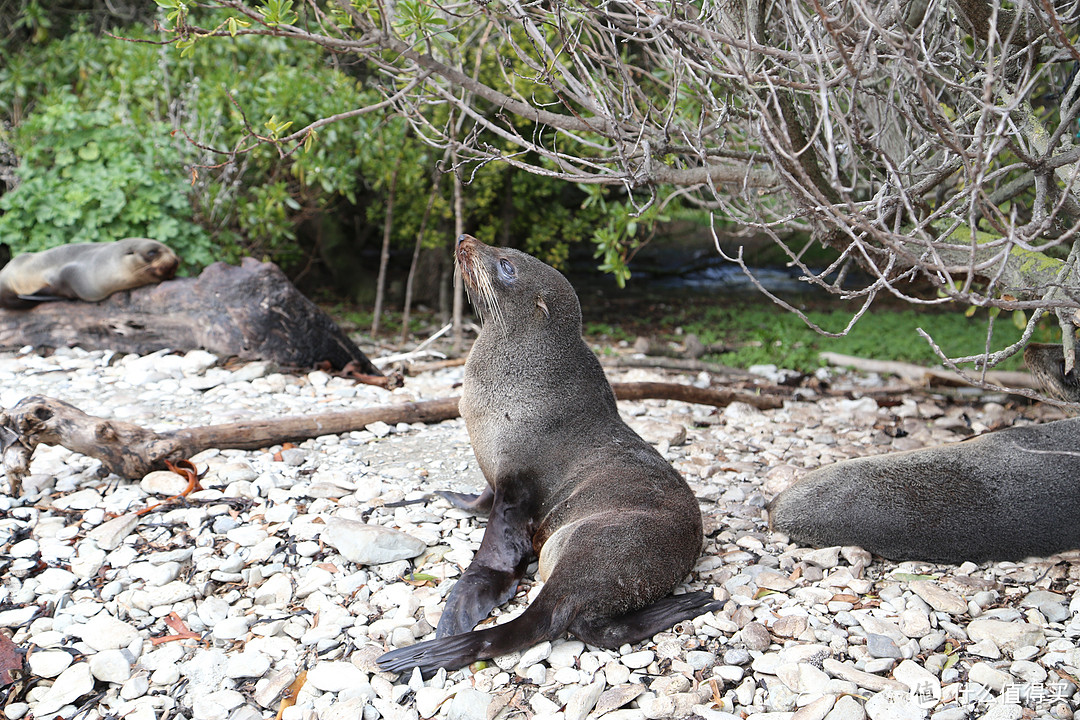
[378,235,718,676]
[769,417,1080,562]
[0,238,179,309]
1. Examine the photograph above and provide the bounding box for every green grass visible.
[685,304,1060,372]
[577,298,1062,373]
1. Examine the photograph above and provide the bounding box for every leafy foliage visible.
[0,95,214,268]
[0,8,649,287]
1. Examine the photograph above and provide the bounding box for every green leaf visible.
[890,572,939,582]
[77,142,100,161]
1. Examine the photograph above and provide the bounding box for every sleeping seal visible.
[769,417,1080,563]
[0,238,179,309]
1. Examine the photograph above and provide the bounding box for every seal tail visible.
[377,591,577,678]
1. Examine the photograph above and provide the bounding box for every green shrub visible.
[0,94,215,269]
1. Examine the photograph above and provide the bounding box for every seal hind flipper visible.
[436,480,537,638]
[568,591,722,647]
[435,486,495,513]
[380,590,575,678]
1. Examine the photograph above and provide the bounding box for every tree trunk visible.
[372,155,403,337]
[451,157,466,354]
[401,155,448,346]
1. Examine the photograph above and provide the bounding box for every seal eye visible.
[499,259,516,279]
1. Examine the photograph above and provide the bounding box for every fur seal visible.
[0,238,179,309]
[378,235,719,676]
[768,417,1080,563]
[1024,342,1080,404]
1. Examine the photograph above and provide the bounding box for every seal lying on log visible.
[378,235,719,677]
[0,238,179,309]
[769,417,1080,563]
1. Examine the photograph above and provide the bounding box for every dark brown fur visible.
[769,418,1080,563]
[378,235,717,676]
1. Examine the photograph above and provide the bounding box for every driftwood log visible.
[0,258,381,374]
[1,383,783,495]
[819,352,1037,390]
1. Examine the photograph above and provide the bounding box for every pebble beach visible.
[1,343,1078,720]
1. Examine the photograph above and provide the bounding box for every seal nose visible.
[457,234,477,249]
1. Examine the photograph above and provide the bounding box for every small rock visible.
[825,695,867,720]
[306,661,368,693]
[968,662,1011,692]
[822,659,908,692]
[909,580,967,615]
[322,517,427,564]
[73,612,140,652]
[141,470,190,496]
[595,684,647,716]
[864,689,926,720]
[447,688,492,720]
[773,616,808,638]
[792,695,836,720]
[686,650,716,670]
[366,421,393,437]
[89,649,133,683]
[565,681,605,720]
[866,633,903,659]
[977,705,1024,720]
[967,619,1044,656]
[548,640,585,667]
[742,622,772,651]
[724,648,751,665]
[212,617,252,641]
[803,546,840,568]
[414,686,452,717]
[87,512,140,550]
[226,651,272,678]
[622,649,655,669]
[191,689,245,720]
[33,662,94,715]
[28,650,72,678]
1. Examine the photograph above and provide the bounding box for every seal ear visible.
[536,295,549,319]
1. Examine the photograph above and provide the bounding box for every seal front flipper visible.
[436,480,537,638]
[16,292,66,304]
[569,591,722,647]
[435,486,495,513]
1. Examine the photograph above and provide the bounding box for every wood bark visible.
[0,258,381,374]
[819,352,1038,389]
[1,381,782,494]
[372,154,402,337]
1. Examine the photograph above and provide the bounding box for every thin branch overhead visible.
[158,0,1080,377]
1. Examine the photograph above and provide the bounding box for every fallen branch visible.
[819,352,1039,391]
[2,382,781,494]
[600,356,756,377]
